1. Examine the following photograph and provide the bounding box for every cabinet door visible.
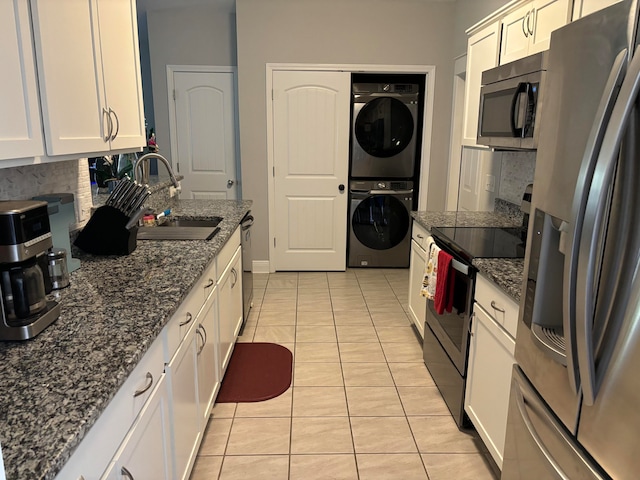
[408,239,427,338]
[462,23,500,146]
[528,0,571,55]
[0,0,43,161]
[572,0,622,20]
[218,246,243,375]
[197,287,220,430]
[103,374,173,480]
[95,0,145,151]
[30,0,107,155]
[465,304,516,469]
[168,327,201,480]
[500,5,531,65]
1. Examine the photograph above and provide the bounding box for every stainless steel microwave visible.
[477,51,548,150]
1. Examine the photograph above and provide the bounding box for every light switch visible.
[485,174,495,193]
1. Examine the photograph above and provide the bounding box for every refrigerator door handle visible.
[565,48,628,397]
[576,48,640,405]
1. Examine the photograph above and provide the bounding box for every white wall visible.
[236,0,457,264]
[452,0,513,56]
[146,4,237,167]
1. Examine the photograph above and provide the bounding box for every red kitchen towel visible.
[434,250,456,314]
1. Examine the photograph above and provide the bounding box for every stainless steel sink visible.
[137,217,223,240]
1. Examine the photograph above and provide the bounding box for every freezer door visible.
[501,366,607,480]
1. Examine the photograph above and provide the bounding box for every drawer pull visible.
[133,372,153,398]
[204,278,215,289]
[469,312,475,336]
[231,268,238,288]
[121,466,134,479]
[197,324,207,355]
[417,234,424,239]
[179,312,193,327]
[491,300,506,313]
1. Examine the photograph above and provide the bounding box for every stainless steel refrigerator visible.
[502,1,640,478]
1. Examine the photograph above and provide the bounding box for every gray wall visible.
[146,4,237,166]
[452,0,513,57]
[236,0,457,265]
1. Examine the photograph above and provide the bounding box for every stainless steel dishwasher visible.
[240,211,254,326]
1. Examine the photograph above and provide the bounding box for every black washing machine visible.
[348,180,413,268]
[351,82,419,179]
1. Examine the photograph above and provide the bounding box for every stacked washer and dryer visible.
[348,78,421,268]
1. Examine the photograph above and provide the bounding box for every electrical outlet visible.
[485,174,495,193]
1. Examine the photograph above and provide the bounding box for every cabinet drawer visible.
[216,227,241,281]
[411,222,429,251]
[163,284,204,364]
[475,274,519,338]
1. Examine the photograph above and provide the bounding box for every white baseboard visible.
[252,260,271,274]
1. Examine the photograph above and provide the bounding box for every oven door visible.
[425,259,475,375]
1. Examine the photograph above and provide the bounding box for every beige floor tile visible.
[297,289,331,300]
[236,325,255,342]
[345,386,404,416]
[388,363,435,387]
[225,417,291,454]
[263,288,296,299]
[261,297,297,311]
[341,363,394,387]
[369,310,412,327]
[258,310,297,325]
[295,342,340,363]
[234,388,292,417]
[333,310,373,325]
[350,417,417,453]
[294,362,344,386]
[375,326,420,343]
[289,454,357,480]
[296,310,335,325]
[336,325,379,343]
[298,271,329,285]
[253,326,296,343]
[267,273,299,288]
[189,455,223,479]
[365,298,403,310]
[291,417,354,454]
[211,402,237,419]
[296,325,337,343]
[421,453,497,480]
[381,341,424,363]
[356,454,429,480]
[292,386,348,416]
[298,300,333,312]
[218,455,289,480]
[331,300,369,312]
[338,343,387,363]
[398,387,450,416]
[199,418,233,455]
[408,416,482,454]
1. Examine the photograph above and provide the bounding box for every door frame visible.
[265,63,436,273]
[166,65,241,198]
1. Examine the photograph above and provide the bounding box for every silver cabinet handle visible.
[490,300,506,313]
[528,8,535,36]
[196,323,207,355]
[227,179,235,187]
[522,12,529,37]
[416,234,424,239]
[133,372,153,398]
[204,278,214,289]
[179,312,193,327]
[109,108,120,141]
[231,268,238,288]
[121,466,135,479]
[103,108,112,141]
[468,312,475,336]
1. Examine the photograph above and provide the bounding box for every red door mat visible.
[216,343,293,403]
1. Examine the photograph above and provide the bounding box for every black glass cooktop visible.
[431,226,525,262]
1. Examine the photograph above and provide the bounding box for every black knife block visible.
[74,205,138,255]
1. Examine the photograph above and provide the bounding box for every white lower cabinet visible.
[167,323,201,480]
[465,289,517,470]
[218,246,243,375]
[101,374,173,480]
[197,286,220,430]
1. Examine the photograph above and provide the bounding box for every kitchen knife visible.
[105,180,126,207]
[116,182,140,212]
[124,188,150,217]
[112,181,136,211]
[125,206,148,229]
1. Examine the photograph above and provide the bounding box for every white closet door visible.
[272,70,350,271]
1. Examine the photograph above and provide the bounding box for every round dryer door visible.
[352,195,410,250]
[354,97,415,158]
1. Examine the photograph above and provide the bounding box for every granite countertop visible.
[0,199,252,480]
[411,210,524,302]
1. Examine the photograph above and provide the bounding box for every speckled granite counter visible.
[0,199,251,480]
[411,211,524,302]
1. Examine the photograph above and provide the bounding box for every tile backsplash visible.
[0,159,93,229]
[498,150,536,205]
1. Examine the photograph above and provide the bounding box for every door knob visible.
[227,179,235,187]
[339,184,345,192]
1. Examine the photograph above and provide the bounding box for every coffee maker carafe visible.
[0,200,61,340]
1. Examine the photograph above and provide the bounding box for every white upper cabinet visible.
[500,0,572,65]
[30,0,145,157]
[0,0,43,161]
[462,23,500,146]
[572,0,622,20]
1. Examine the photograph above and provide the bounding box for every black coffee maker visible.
[0,200,61,340]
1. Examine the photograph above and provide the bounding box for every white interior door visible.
[272,70,350,271]
[172,69,238,200]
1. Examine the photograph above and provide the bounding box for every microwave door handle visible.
[510,82,528,137]
[523,83,535,137]
[572,49,636,406]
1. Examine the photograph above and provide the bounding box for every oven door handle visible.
[451,258,469,276]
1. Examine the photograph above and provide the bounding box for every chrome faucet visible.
[133,153,180,188]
